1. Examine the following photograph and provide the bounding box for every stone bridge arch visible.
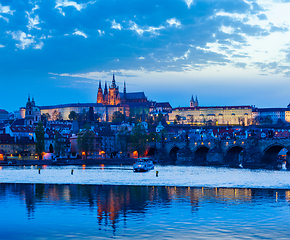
[194,145,210,164]
[224,145,244,166]
[146,146,157,156]
[169,146,180,164]
[261,144,287,164]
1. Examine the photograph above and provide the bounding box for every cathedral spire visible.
[124,81,126,94]
[32,96,35,106]
[98,80,102,89]
[28,94,31,102]
[195,96,199,107]
[111,74,116,88]
[190,95,194,107]
[104,81,108,94]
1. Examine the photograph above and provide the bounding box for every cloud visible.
[269,25,288,33]
[0,3,15,22]
[183,0,194,9]
[0,4,14,15]
[128,20,164,35]
[73,29,88,38]
[110,19,122,30]
[98,29,105,36]
[1,0,290,81]
[55,0,95,16]
[7,31,35,50]
[234,62,247,68]
[167,18,181,27]
[26,12,41,30]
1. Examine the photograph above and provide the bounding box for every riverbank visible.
[0,158,288,171]
[0,158,137,166]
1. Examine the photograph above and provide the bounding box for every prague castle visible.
[18,75,160,122]
[97,74,148,105]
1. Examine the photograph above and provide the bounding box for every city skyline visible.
[1,0,290,112]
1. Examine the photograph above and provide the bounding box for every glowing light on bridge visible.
[133,151,138,157]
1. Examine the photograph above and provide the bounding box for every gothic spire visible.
[112,74,116,87]
[99,80,102,89]
[195,96,199,107]
[190,95,194,107]
[124,81,126,94]
[104,81,108,94]
[32,96,35,106]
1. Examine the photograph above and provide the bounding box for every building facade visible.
[252,107,290,124]
[168,97,252,126]
[0,109,9,120]
[97,75,148,105]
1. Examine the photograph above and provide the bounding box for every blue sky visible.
[1,0,290,112]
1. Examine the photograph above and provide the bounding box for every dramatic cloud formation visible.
[0,0,290,111]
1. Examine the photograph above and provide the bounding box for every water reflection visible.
[1,183,290,239]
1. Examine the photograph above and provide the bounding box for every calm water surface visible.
[1,183,290,239]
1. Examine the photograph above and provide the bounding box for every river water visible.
[0,165,290,239]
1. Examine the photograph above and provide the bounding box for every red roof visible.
[10,126,34,133]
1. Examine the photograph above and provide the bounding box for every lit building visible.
[168,97,252,126]
[39,103,129,122]
[252,106,290,124]
[97,74,148,105]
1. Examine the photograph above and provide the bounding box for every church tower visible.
[25,95,41,126]
[97,81,103,103]
[190,95,194,107]
[195,96,199,107]
[108,74,120,105]
[103,82,108,105]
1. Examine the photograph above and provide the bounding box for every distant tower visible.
[97,81,103,103]
[124,81,126,94]
[31,96,35,106]
[195,96,199,107]
[123,81,127,103]
[190,95,194,107]
[109,74,120,105]
[104,81,108,95]
[25,95,41,126]
[103,82,108,105]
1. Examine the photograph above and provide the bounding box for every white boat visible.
[133,158,154,172]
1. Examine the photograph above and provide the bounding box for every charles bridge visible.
[148,138,290,168]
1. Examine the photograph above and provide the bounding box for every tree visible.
[52,110,62,121]
[157,112,163,123]
[188,115,194,125]
[35,121,45,159]
[130,124,147,157]
[116,126,130,157]
[68,111,78,121]
[54,131,65,157]
[49,144,54,153]
[77,130,95,159]
[147,116,154,126]
[95,113,101,122]
[264,115,273,125]
[112,111,124,123]
[175,115,181,124]
[147,132,159,143]
[41,113,50,122]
